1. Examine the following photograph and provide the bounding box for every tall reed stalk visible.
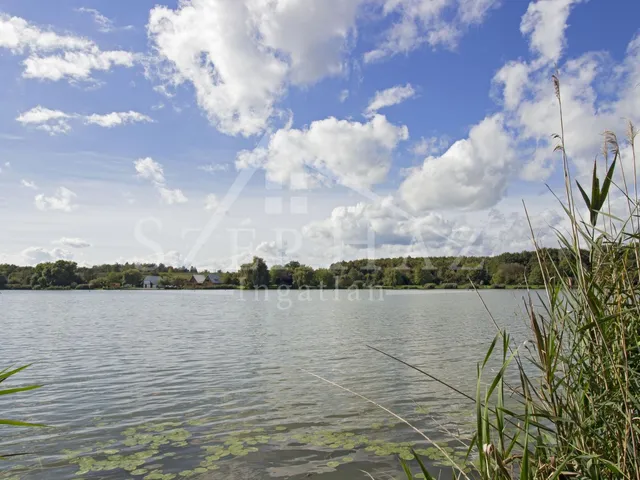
[401,76,640,479]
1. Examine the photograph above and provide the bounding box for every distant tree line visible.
[0,248,582,290]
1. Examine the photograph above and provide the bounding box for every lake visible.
[0,289,536,479]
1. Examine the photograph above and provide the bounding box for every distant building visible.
[143,276,162,289]
[208,273,222,284]
[189,274,207,285]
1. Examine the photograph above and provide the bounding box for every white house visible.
[143,276,162,289]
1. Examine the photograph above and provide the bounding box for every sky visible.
[0,0,638,270]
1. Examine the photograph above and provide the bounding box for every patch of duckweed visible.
[70,449,159,475]
[58,416,469,478]
[143,472,176,480]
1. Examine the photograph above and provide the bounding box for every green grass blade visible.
[0,420,47,428]
[0,385,42,396]
[0,364,32,384]
[399,457,414,479]
[412,450,437,480]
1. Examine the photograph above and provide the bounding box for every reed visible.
[400,75,640,479]
[0,364,44,459]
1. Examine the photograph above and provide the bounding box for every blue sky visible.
[0,0,639,269]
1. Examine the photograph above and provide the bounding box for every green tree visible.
[89,277,108,289]
[314,268,335,288]
[347,268,363,284]
[105,271,123,285]
[492,263,526,285]
[122,269,143,287]
[240,257,269,288]
[383,267,404,287]
[220,272,238,285]
[527,262,544,285]
[0,275,7,289]
[412,267,435,285]
[31,260,80,288]
[270,266,292,287]
[292,266,315,288]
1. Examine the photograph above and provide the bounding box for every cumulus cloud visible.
[493,34,640,181]
[304,196,454,248]
[411,136,450,156]
[21,247,73,265]
[0,13,135,82]
[204,194,220,211]
[135,157,165,183]
[400,114,515,211]
[365,84,416,116]
[134,157,188,205]
[84,111,153,128]
[520,0,583,66]
[0,14,92,53]
[17,106,152,134]
[16,106,72,135]
[23,50,135,82]
[158,187,188,205]
[53,237,91,248]
[147,0,363,136]
[34,187,78,212]
[236,114,409,189]
[364,0,501,63]
[21,179,38,189]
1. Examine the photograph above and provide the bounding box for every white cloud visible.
[34,187,78,212]
[493,61,530,110]
[411,136,449,156]
[236,114,409,189]
[400,114,515,211]
[364,0,500,63]
[204,194,220,211]
[17,106,152,134]
[53,237,91,248]
[23,50,135,82]
[21,247,73,265]
[135,157,165,183]
[147,0,362,137]
[458,0,502,25]
[304,196,454,247]
[493,34,640,181]
[16,106,72,134]
[158,186,188,205]
[0,13,135,82]
[21,179,38,190]
[365,84,416,116]
[198,163,230,173]
[134,157,188,205]
[84,111,153,128]
[339,89,350,102]
[76,7,133,33]
[520,0,583,65]
[0,13,92,53]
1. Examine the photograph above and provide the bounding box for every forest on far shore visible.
[0,248,580,290]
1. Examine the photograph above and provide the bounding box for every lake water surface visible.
[1,290,535,479]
